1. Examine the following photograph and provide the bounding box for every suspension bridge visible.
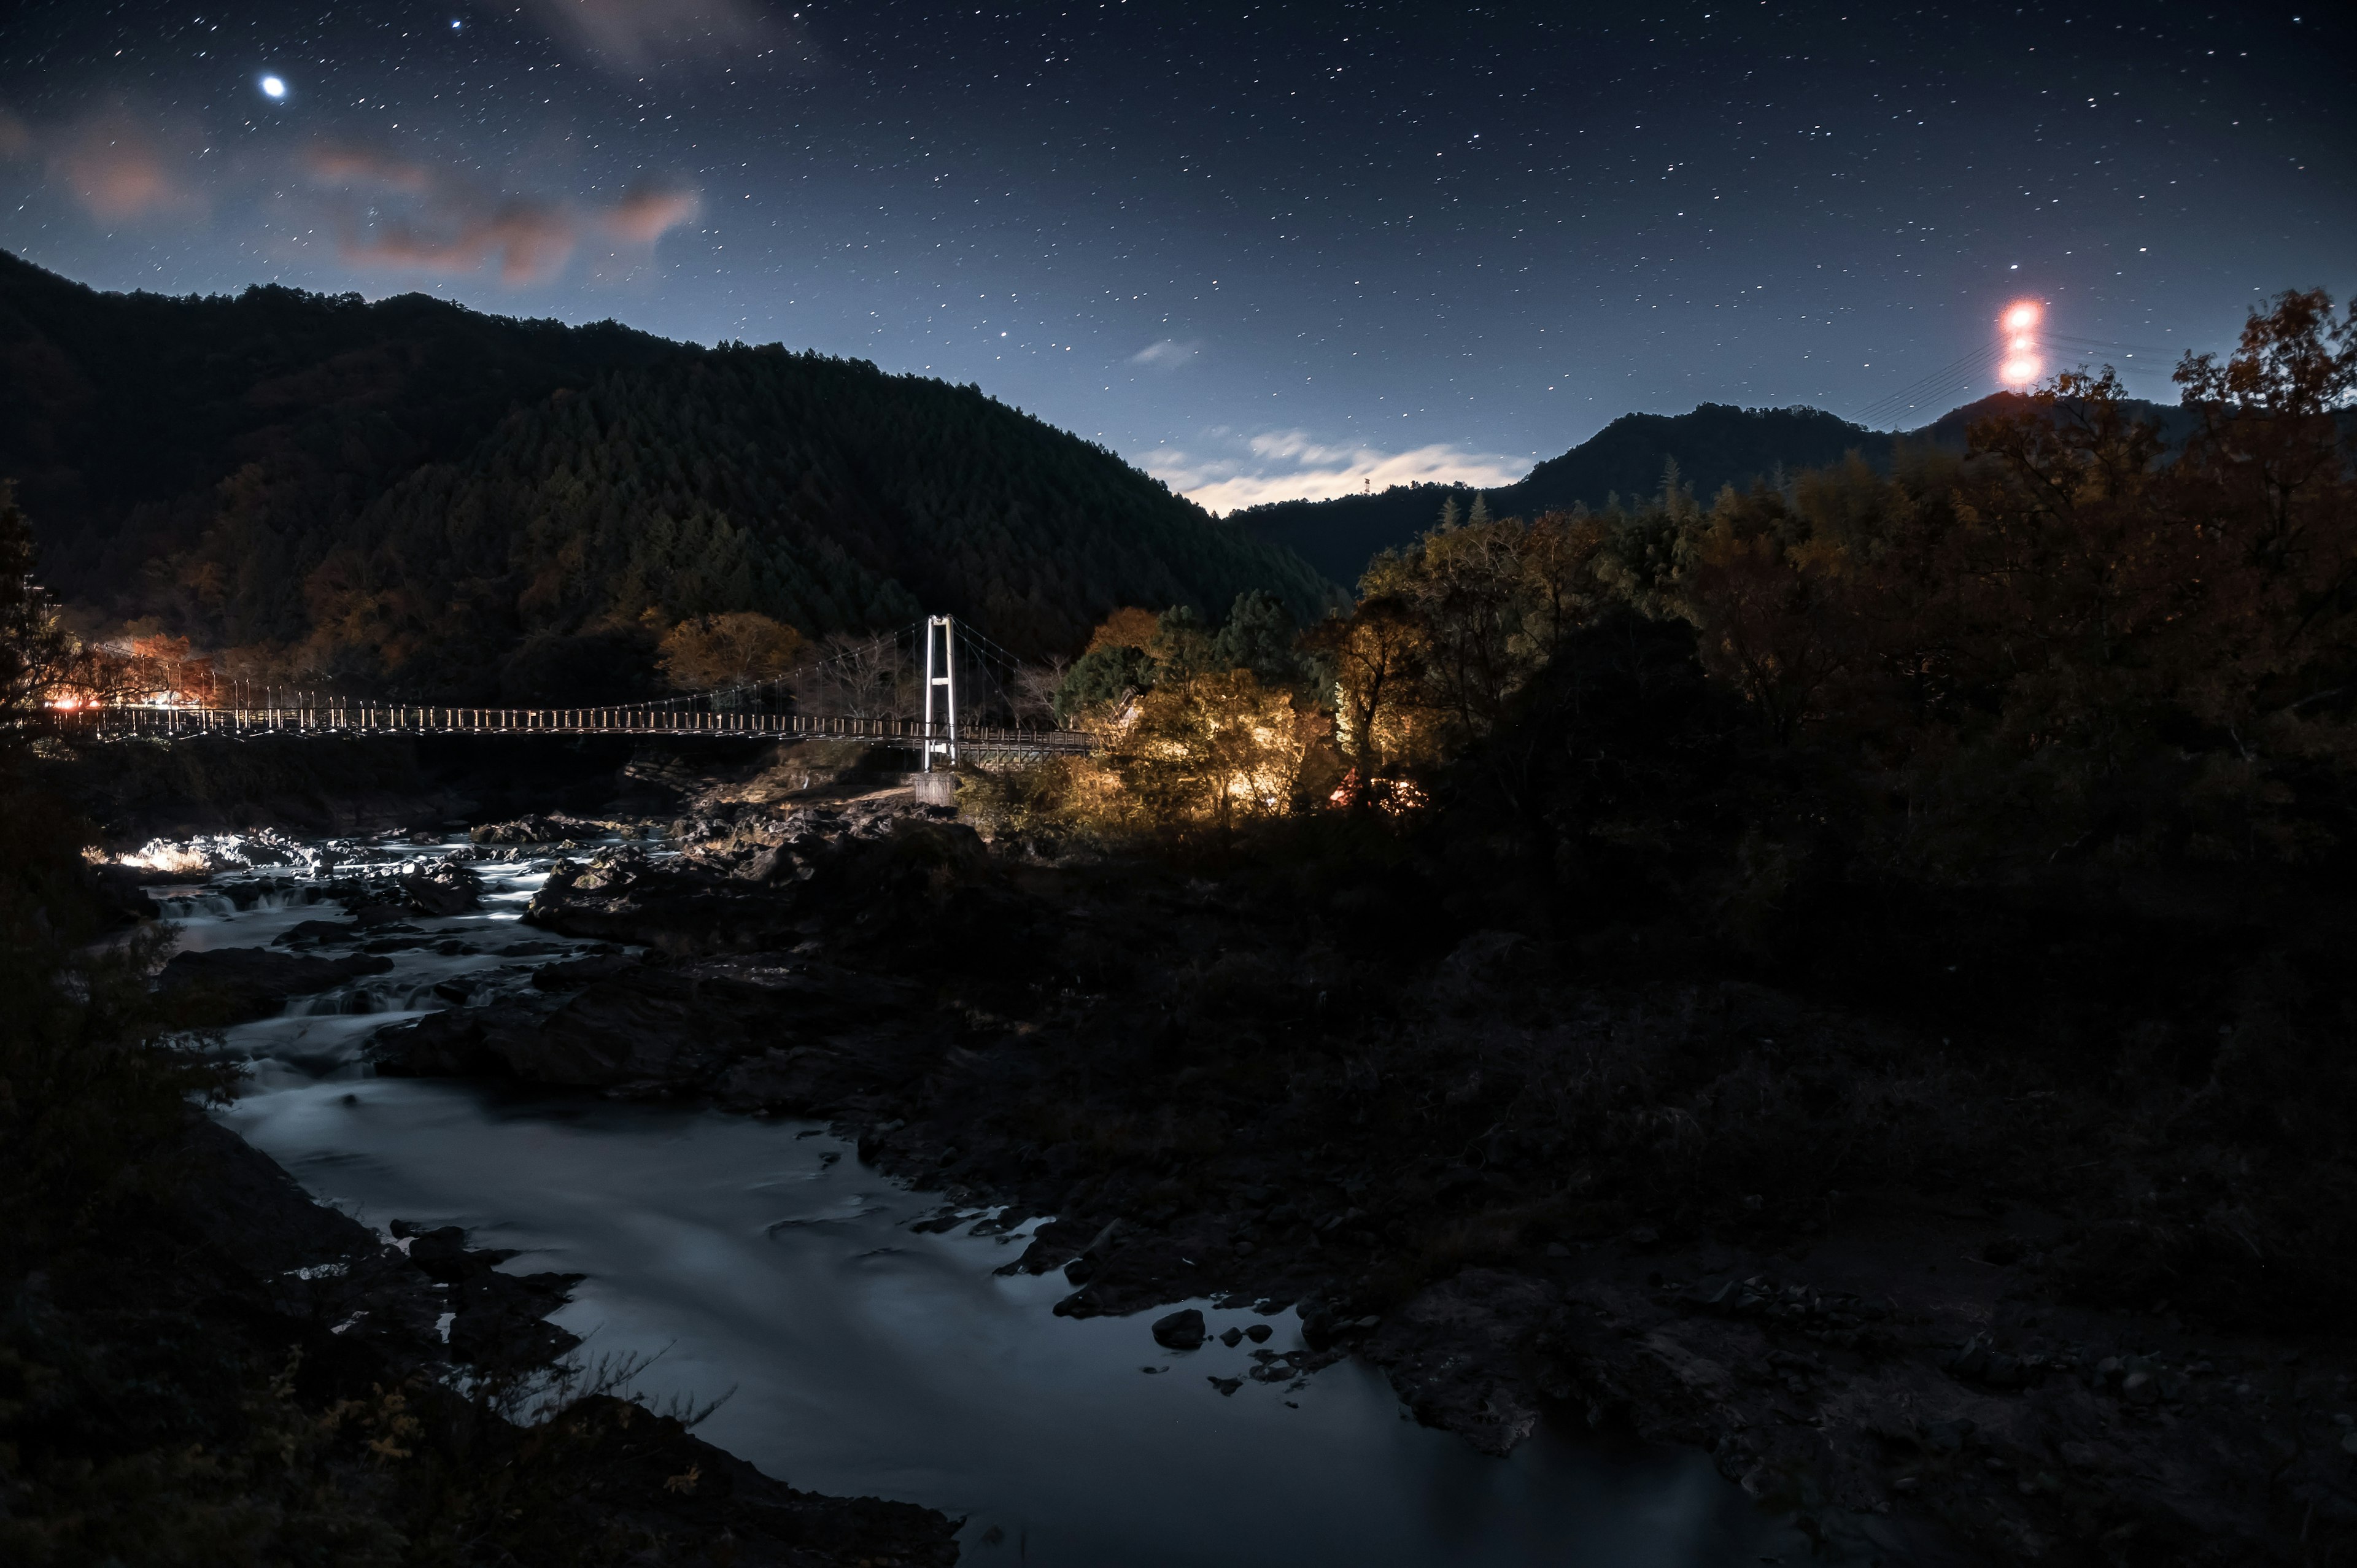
[41,616,1094,762]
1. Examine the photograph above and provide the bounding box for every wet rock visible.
[1244,1323,1273,1344]
[403,857,483,917]
[275,917,357,946]
[1208,1376,1242,1396]
[478,958,857,1090]
[158,946,394,1023]
[469,812,617,844]
[392,1221,508,1280]
[1220,1326,1245,1347]
[1151,1308,1207,1350]
[370,1007,551,1078]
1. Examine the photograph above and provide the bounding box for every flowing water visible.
[169,833,1802,1567]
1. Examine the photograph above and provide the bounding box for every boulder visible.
[404,857,484,917]
[158,946,394,1023]
[1151,1308,1207,1351]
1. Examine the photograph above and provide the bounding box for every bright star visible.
[259,74,287,99]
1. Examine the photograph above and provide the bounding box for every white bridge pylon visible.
[921,613,957,771]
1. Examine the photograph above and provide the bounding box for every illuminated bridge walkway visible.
[45,616,1090,759]
[47,703,1091,757]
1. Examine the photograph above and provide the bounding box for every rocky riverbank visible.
[350,786,2357,1566]
[8,1104,961,1567]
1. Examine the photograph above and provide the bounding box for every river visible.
[163,832,1802,1567]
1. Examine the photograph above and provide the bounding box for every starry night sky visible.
[1,1,2350,510]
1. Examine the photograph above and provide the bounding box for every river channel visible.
[165,832,1802,1567]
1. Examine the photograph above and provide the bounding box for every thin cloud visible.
[602,183,702,242]
[307,145,430,194]
[525,0,792,71]
[45,107,204,222]
[308,143,699,286]
[1131,339,1199,368]
[343,202,581,285]
[1152,430,1528,514]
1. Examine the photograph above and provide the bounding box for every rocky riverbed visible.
[338,776,2357,1567]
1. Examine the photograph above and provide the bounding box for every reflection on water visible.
[180,834,1798,1567]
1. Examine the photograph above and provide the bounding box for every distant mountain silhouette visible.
[0,251,1335,698]
[1238,395,2189,587]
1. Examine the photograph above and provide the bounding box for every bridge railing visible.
[39,704,1093,754]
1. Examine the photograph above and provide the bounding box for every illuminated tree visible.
[1088,666,1324,831]
[1303,595,1430,788]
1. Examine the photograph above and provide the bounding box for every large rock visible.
[373,955,912,1097]
[403,857,484,916]
[524,848,808,949]
[158,946,393,1022]
[1151,1308,1207,1350]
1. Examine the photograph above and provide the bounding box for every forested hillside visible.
[0,252,1333,699]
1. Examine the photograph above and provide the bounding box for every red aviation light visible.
[2000,299,2045,387]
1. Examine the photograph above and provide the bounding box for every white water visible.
[169,833,1799,1566]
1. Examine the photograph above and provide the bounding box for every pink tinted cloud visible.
[602,185,701,242]
[341,202,581,285]
[308,142,697,286]
[306,145,430,194]
[49,110,199,221]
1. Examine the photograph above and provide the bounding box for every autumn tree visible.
[1085,606,1161,655]
[656,611,806,691]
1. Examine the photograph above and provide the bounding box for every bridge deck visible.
[44,705,1092,755]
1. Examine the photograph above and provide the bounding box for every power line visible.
[1852,341,2005,428]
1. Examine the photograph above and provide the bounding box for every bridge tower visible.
[921,614,958,771]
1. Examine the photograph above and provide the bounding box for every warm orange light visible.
[2001,355,2043,386]
[2003,301,2043,332]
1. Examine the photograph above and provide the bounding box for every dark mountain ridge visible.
[0,251,1334,698]
[1239,393,2193,586]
